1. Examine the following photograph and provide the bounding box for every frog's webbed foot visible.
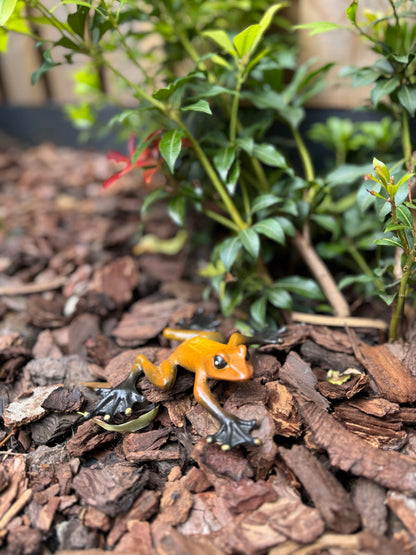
[84,369,146,422]
[206,415,261,451]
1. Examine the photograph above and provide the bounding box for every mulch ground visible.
[1,142,416,554]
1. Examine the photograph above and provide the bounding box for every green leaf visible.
[233,23,261,58]
[254,218,285,244]
[159,129,183,173]
[374,237,403,248]
[202,29,236,55]
[225,160,240,195]
[266,286,292,309]
[294,21,342,36]
[219,236,242,270]
[379,292,397,306]
[253,143,287,168]
[351,68,381,87]
[236,136,254,156]
[239,228,260,258]
[396,172,415,188]
[213,146,236,181]
[141,187,170,215]
[274,276,324,300]
[67,4,89,38]
[397,85,416,117]
[370,189,388,201]
[182,99,212,114]
[276,216,295,237]
[373,157,390,186]
[396,204,413,228]
[233,2,287,59]
[0,0,17,26]
[31,50,58,85]
[210,54,232,69]
[168,196,186,226]
[311,214,340,235]
[327,163,373,186]
[346,1,357,24]
[384,223,411,233]
[250,194,282,215]
[251,2,287,54]
[0,28,7,51]
[370,77,400,107]
[153,72,204,101]
[55,36,83,51]
[65,102,95,129]
[89,406,158,433]
[250,296,267,328]
[338,274,375,290]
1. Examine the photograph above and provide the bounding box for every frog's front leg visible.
[85,358,147,421]
[193,372,261,451]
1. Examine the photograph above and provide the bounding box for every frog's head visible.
[207,344,253,381]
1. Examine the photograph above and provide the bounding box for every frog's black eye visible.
[213,355,227,369]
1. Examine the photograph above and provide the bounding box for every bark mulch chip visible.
[1,143,416,553]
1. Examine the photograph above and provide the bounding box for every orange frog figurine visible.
[86,326,284,450]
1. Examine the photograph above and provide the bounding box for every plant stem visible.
[256,257,273,286]
[249,157,270,193]
[230,70,243,143]
[346,240,385,291]
[290,124,315,182]
[203,209,240,232]
[389,250,414,341]
[170,115,247,231]
[104,2,154,87]
[99,57,166,113]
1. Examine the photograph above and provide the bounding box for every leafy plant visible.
[1,0,348,328]
[365,158,415,341]
[298,1,416,338]
[2,0,415,335]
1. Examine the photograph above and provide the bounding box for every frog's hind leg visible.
[136,354,177,390]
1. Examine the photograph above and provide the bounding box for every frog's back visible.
[172,335,225,373]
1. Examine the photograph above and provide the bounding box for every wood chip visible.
[159,481,193,525]
[279,444,360,533]
[111,297,185,346]
[348,397,400,417]
[358,343,416,403]
[114,520,156,555]
[386,491,416,538]
[246,497,325,544]
[279,352,330,410]
[265,381,301,438]
[3,384,62,428]
[351,478,387,536]
[66,420,118,457]
[333,403,407,450]
[72,458,147,517]
[296,394,416,492]
[90,256,139,305]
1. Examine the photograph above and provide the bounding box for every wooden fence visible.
[0,0,391,108]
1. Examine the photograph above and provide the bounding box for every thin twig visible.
[0,277,66,296]
[293,229,350,318]
[0,489,33,530]
[291,311,387,330]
